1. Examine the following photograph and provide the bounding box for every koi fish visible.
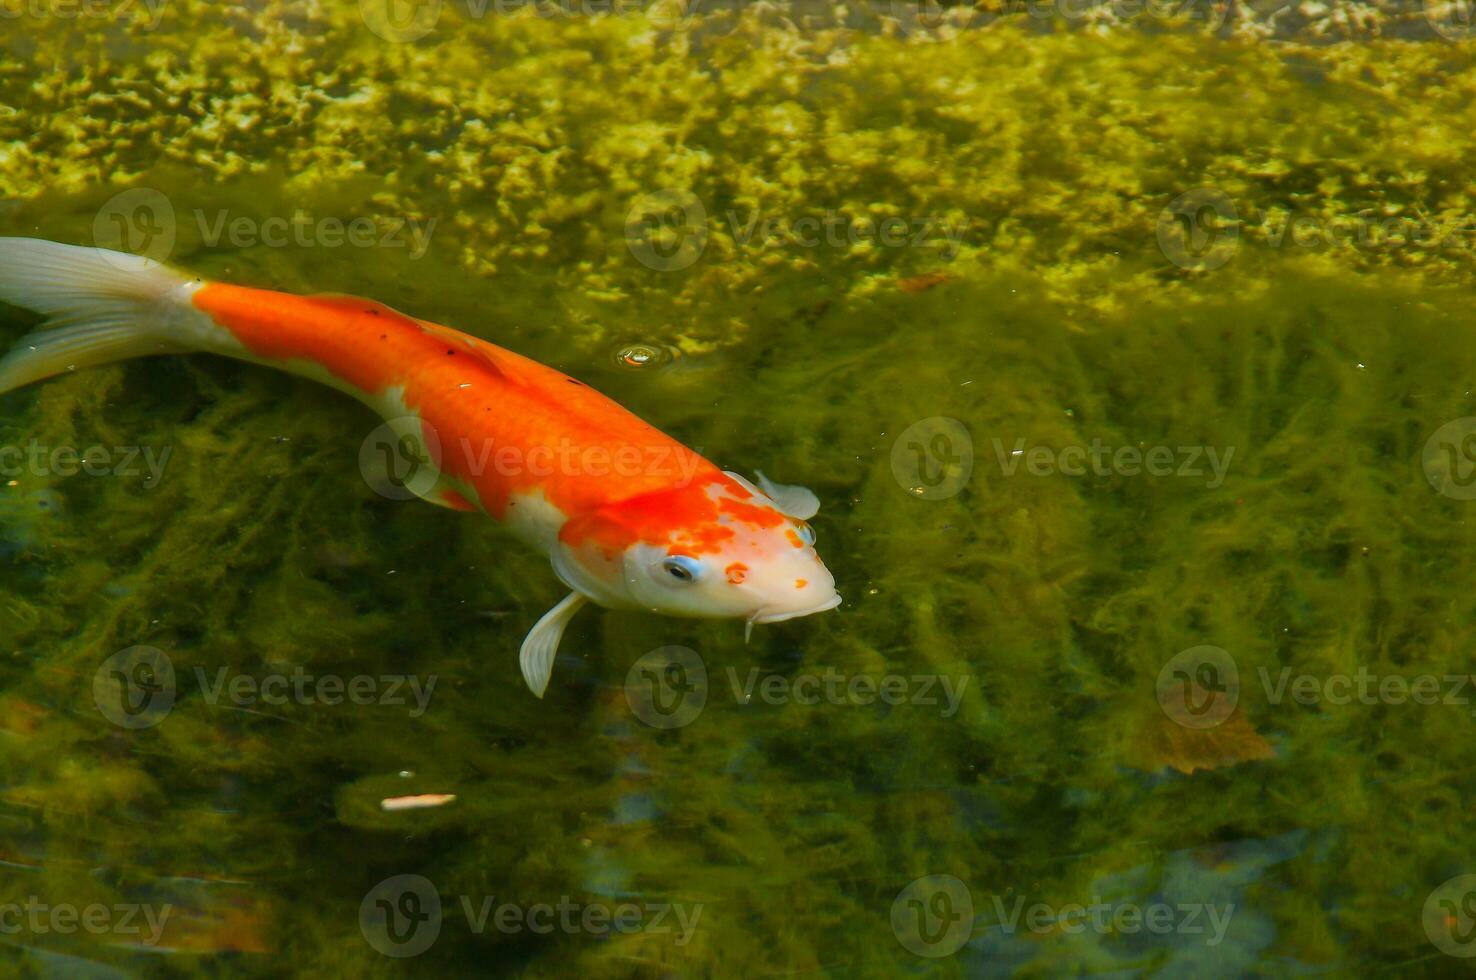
[0,239,840,696]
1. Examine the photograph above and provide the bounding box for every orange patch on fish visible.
[193,282,720,522]
[795,578,807,589]
[726,562,749,584]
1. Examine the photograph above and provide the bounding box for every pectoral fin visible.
[519,591,588,698]
[753,470,820,520]
[723,469,821,520]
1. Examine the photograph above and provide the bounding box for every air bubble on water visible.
[612,342,675,370]
[399,770,414,778]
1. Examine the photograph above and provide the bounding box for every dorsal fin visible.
[306,293,424,329]
[420,324,521,385]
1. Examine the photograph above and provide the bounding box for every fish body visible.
[0,239,840,696]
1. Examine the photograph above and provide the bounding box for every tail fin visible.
[0,238,194,395]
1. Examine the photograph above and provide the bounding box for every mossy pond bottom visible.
[4,5,1476,977]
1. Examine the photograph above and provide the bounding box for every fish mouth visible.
[748,593,843,627]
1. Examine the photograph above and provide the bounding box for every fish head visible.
[553,474,840,630]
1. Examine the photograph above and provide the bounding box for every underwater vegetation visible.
[2,1,1476,976]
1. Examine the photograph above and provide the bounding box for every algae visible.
[1,2,1476,977]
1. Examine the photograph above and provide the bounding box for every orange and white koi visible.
[0,239,840,697]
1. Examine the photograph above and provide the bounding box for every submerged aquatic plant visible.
[1,3,1475,975]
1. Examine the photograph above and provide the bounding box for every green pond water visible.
[4,3,1476,977]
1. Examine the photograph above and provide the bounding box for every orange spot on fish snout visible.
[785,529,804,548]
[726,562,749,585]
[795,579,807,589]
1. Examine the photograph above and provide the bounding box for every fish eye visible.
[661,555,703,583]
[795,521,815,546]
